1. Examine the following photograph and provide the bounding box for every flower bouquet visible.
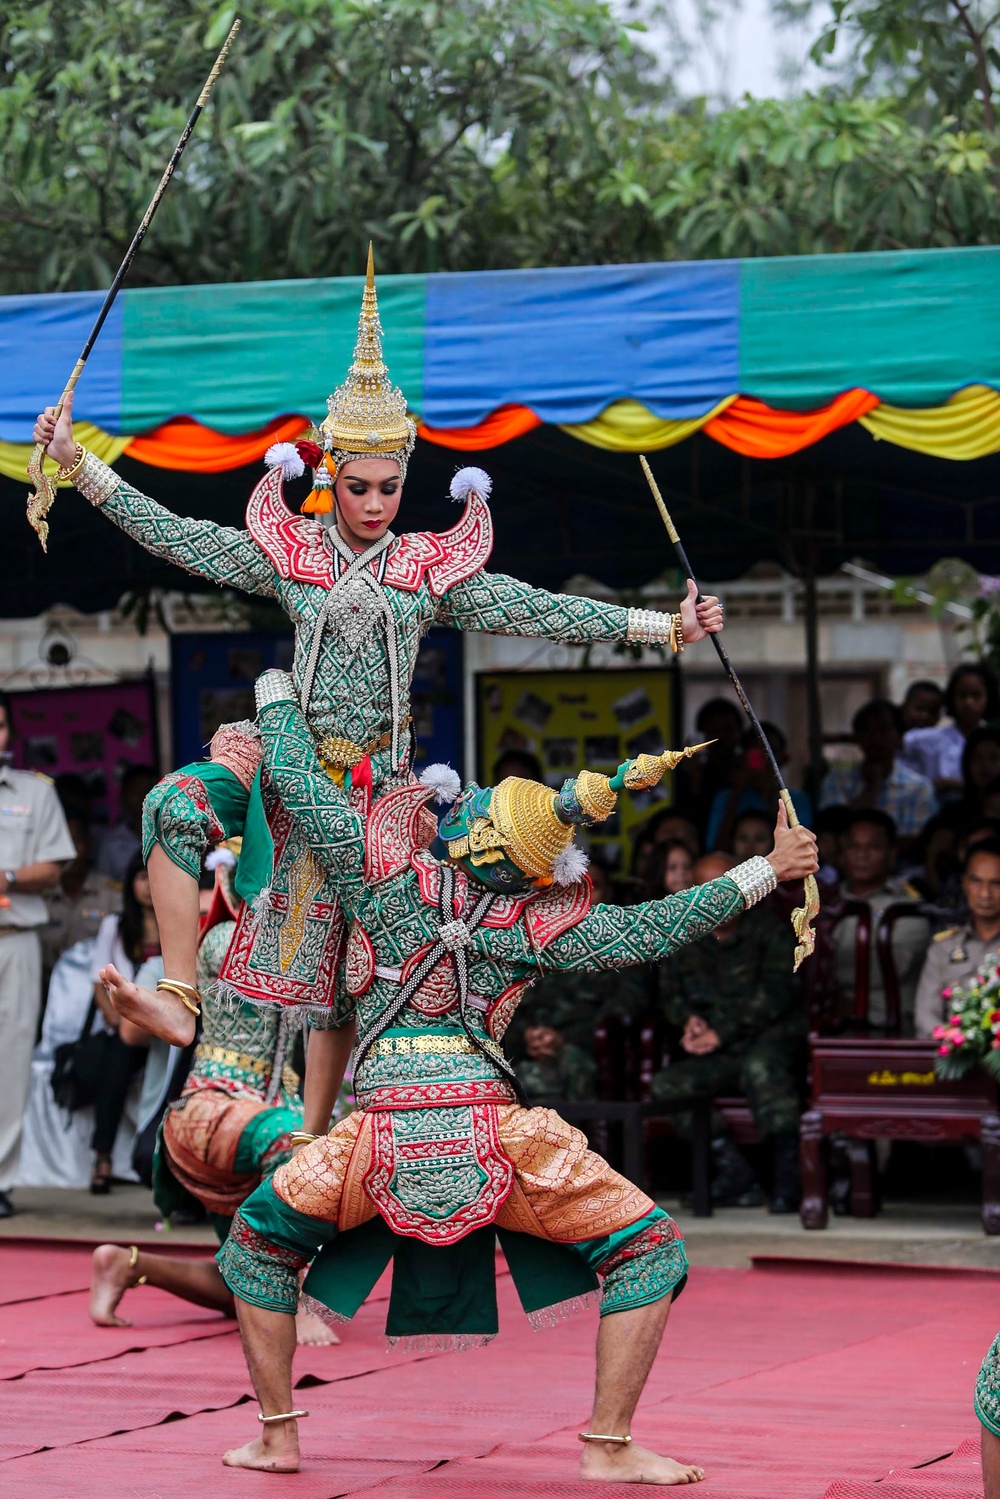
[933,952,1000,1081]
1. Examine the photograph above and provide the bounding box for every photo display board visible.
[477,668,676,873]
[8,678,158,828]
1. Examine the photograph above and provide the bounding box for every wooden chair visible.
[799,898,1000,1233]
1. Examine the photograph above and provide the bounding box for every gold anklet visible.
[156,979,202,1015]
[579,1432,632,1445]
[127,1244,148,1285]
[258,1410,309,1424]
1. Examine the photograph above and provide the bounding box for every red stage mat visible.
[0,1242,993,1497]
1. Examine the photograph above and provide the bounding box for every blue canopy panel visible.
[0,292,123,441]
[421,260,740,427]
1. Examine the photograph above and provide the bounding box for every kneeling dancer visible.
[217,670,817,1482]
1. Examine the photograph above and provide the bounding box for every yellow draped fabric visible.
[2,387,999,475]
[0,424,132,484]
[859,385,1000,460]
[560,396,737,451]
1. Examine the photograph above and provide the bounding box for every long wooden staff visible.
[26,20,241,551]
[639,454,819,970]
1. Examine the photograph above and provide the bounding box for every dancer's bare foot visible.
[90,1244,138,1327]
[295,1307,340,1346]
[221,1431,300,1472]
[580,1440,705,1485]
[100,962,196,1046]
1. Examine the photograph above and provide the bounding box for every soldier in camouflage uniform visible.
[650,853,805,1212]
[509,964,649,1101]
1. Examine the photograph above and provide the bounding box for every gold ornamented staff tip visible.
[639,454,680,544]
[197,17,241,106]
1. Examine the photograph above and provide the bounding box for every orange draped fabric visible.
[417,404,543,450]
[125,414,310,472]
[703,388,880,458]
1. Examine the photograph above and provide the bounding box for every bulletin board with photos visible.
[477,668,678,874]
[7,678,159,829]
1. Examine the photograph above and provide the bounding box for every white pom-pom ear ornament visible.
[552,843,590,886]
[449,467,492,503]
[418,762,462,806]
[264,442,306,480]
[205,846,237,871]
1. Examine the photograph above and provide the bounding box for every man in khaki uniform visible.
[915,840,1000,1038]
[0,692,76,1216]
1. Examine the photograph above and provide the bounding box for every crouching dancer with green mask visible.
[216,670,818,1483]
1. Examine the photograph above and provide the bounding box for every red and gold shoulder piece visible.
[245,468,332,585]
[524,877,593,953]
[410,851,533,928]
[366,783,436,884]
[384,491,493,597]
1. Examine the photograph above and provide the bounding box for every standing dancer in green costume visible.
[32,249,723,1075]
[212,670,817,1482]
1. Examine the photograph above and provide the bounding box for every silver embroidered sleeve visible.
[626,607,675,648]
[436,571,632,644]
[727,856,778,910]
[255,671,297,712]
[75,459,278,597]
[536,874,746,972]
[73,450,121,507]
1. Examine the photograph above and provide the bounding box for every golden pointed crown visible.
[320,244,416,474]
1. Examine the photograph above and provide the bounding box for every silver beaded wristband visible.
[626,607,673,647]
[73,450,121,507]
[728,855,778,909]
[255,670,297,712]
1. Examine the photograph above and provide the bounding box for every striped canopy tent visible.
[2,244,999,616]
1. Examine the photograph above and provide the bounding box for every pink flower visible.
[938,1044,951,1055]
[942,988,953,1001]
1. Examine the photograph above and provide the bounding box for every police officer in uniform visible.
[0,691,75,1216]
[915,839,1000,1038]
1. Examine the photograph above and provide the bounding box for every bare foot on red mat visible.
[580,1440,705,1484]
[295,1306,340,1346]
[222,1431,300,1472]
[89,1244,136,1328]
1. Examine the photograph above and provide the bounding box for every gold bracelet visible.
[669,612,684,654]
[288,1131,320,1147]
[53,442,86,483]
[156,979,202,1016]
[127,1244,148,1285]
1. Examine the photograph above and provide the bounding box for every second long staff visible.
[639,455,819,970]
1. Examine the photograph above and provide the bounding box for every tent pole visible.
[803,563,824,789]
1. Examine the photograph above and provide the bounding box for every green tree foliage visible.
[0,0,998,292]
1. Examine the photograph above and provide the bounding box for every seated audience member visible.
[929,819,1000,927]
[814,806,852,890]
[87,855,157,1194]
[647,838,695,897]
[492,748,545,784]
[902,661,999,799]
[630,808,700,897]
[914,841,1000,1039]
[672,697,744,843]
[900,679,944,736]
[731,808,773,862]
[819,699,937,853]
[96,764,158,883]
[650,852,805,1213]
[832,810,931,1030]
[904,813,961,911]
[705,722,811,853]
[40,810,120,989]
[510,861,645,1101]
[957,728,1000,827]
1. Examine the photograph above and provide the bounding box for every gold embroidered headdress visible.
[303,244,416,513]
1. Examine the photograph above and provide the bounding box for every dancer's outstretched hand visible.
[32,389,76,467]
[680,577,723,642]
[766,800,819,883]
